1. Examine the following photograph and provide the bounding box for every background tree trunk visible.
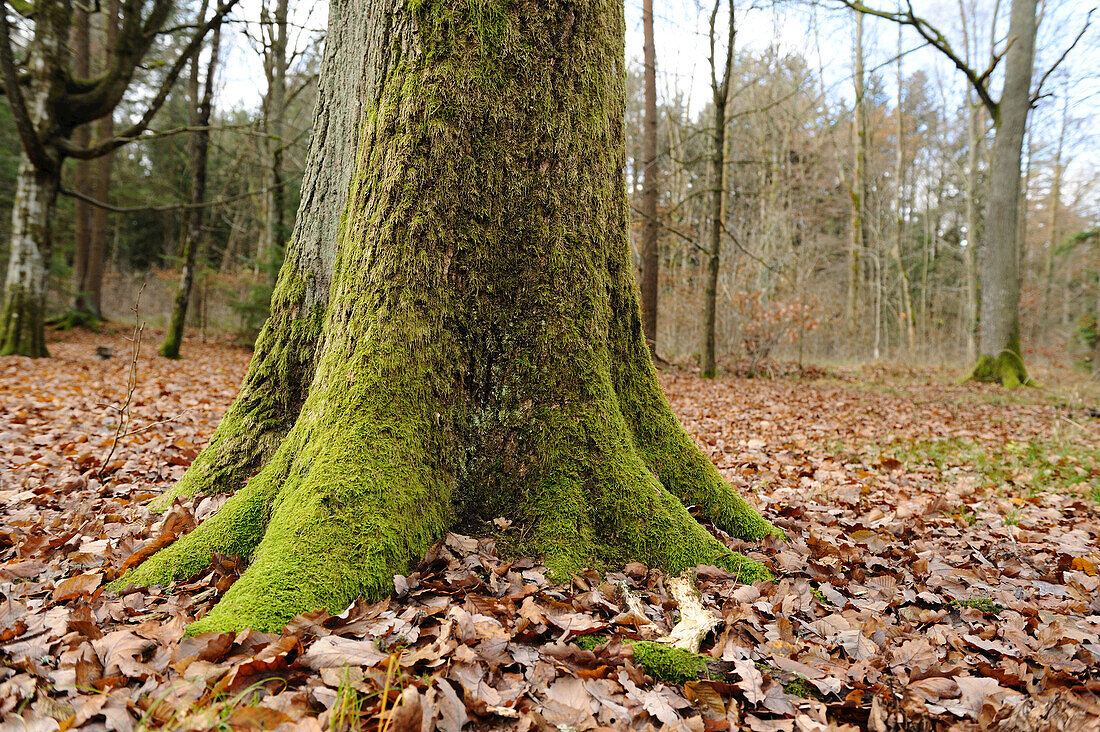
[161,14,222,359]
[0,2,69,357]
[846,9,866,339]
[972,0,1037,387]
[892,22,915,354]
[71,8,93,321]
[125,0,778,634]
[1,160,60,356]
[964,95,981,362]
[84,0,121,320]
[256,0,289,276]
[639,0,659,357]
[702,0,734,379]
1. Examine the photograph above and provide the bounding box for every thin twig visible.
[98,283,146,480]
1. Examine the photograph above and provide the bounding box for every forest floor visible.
[2,330,1099,731]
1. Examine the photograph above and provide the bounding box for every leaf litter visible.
[1,333,1099,730]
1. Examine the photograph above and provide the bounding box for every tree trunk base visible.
[114,0,783,636]
[46,309,102,333]
[0,287,49,358]
[967,351,1031,389]
[117,321,780,635]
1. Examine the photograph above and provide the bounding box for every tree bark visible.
[639,0,659,357]
[122,0,780,634]
[970,0,1037,387]
[161,11,221,359]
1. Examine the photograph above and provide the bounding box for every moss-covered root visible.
[967,350,1032,389]
[186,429,450,634]
[576,636,711,683]
[111,465,282,592]
[606,267,783,543]
[523,398,772,587]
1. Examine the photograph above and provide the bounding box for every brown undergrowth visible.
[1,332,1098,730]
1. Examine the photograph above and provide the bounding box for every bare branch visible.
[60,180,287,213]
[835,0,1000,118]
[58,0,240,157]
[1031,9,1093,104]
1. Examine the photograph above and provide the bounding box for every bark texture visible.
[970,0,1037,388]
[123,0,780,634]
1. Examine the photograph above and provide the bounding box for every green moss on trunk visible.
[968,349,1031,389]
[122,0,781,634]
[0,285,49,358]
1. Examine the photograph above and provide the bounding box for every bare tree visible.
[702,0,735,378]
[840,0,1092,386]
[161,4,223,359]
[0,0,237,357]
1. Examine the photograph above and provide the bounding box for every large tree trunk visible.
[122,0,780,634]
[969,0,1037,387]
[162,16,221,359]
[639,0,659,357]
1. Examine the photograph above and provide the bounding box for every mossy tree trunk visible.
[122,0,781,635]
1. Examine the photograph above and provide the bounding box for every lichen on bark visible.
[117,0,781,634]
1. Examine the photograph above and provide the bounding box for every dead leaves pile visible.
[1,334,1099,731]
